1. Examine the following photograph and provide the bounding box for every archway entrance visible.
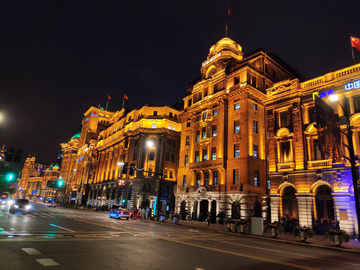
[316,185,334,221]
[231,201,240,219]
[199,200,209,221]
[282,186,298,219]
[253,202,262,217]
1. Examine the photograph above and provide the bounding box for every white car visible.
[9,199,31,214]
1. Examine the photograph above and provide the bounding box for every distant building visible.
[266,63,360,236]
[175,37,297,220]
[19,156,59,198]
[88,105,181,212]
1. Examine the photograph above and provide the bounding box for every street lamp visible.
[330,94,360,237]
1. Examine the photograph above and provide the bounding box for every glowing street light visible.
[146,140,154,147]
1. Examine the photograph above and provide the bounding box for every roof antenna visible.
[226,4,230,37]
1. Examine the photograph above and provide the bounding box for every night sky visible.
[1,0,360,169]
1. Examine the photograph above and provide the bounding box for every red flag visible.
[124,94,129,100]
[228,6,231,16]
[351,36,360,52]
[108,94,111,100]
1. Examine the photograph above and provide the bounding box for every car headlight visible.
[8,200,14,205]
[26,205,31,210]
[14,205,19,209]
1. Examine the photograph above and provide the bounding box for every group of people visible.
[130,206,151,220]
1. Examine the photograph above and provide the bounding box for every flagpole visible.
[350,33,356,65]
[105,97,109,111]
[122,96,125,110]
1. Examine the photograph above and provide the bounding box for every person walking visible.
[206,212,211,226]
[146,207,150,219]
[141,208,146,220]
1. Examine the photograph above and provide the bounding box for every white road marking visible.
[36,258,59,266]
[22,248,41,255]
[49,224,75,232]
[195,268,205,270]
[217,241,360,267]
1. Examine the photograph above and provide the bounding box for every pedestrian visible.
[141,208,146,220]
[192,211,195,221]
[206,212,211,226]
[134,207,138,219]
[146,207,150,219]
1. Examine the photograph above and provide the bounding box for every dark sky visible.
[1,0,360,168]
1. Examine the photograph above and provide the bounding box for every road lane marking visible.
[217,240,360,267]
[22,248,41,255]
[36,258,59,266]
[49,224,75,232]
[164,238,319,270]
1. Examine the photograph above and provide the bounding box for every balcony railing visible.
[277,162,295,171]
[307,159,333,169]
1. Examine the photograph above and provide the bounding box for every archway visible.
[199,200,209,221]
[231,201,240,219]
[315,185,334,221]
[282,186,298,219]
[253,202,262,217]
[210,200,217,223]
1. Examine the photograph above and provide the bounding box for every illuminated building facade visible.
[19,156,59,198]
[175,38,296,220]
[266,63,360,235]
[88,105,181,211]
[60,106,113,204]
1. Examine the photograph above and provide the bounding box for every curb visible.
[216,230,360,253]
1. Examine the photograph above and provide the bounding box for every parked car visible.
[48,201,56,207]
[108,206,131,220]
[9,199,31,214]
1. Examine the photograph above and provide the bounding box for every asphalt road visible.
[0,203,359,270]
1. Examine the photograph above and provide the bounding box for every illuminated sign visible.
[345,80,360,91]
[312,89,334,100]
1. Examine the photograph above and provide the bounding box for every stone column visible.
[306,137,311,161]
[276,141,281,164]
[296,193,313,228]
[289,138,293,162]
[270,194,280,223]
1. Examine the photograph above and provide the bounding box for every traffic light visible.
[57,180,64,187]
[5,172,15,182]
[129,163,135,176]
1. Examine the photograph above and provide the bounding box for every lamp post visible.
[330,95,360,236]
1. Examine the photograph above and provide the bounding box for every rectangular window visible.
[233,169,239,185]
[203,149,207,161]
[234,120,240,133]
[195,151,199,163]
[267,179,270,190]
[168,124,172,130]
[253,144,258,159]
[212,125,217,137]
[204,87,208,97]
[188,100,192,107]
[211,147,216,160]
[170,153,175,162]
[165,153,169,161]
[185,136,190,146]
[253,120,258,134]
[213,109,218,116]
[203,112,207,119]
[183,175,187,187]
[197,115,201,122]
[169,169,173,179]
[152,123,156,128]
[187,121,191,127]
[213,171,218,186]
[196,130,200,141]
[149,151,155,161]
[153,111,158,116]
[202,127,206,138]
[254,170,259,186]
[280,111,290,127]
[253,103,258,110]
[173,126,177,131]
[184,155,188,166]
[196,173,201,186]
[354,96,360,113]
[234,77,239,85]
[234,144,240,158]
[204,172,209,186]
[169,112,173,118]
[133,149,138,161]
[234,103,240,110]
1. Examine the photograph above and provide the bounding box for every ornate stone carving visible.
[267,79,300,98]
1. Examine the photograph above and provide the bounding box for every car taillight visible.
[120,211,123,215]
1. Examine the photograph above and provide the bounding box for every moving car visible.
[48,201,56,207]
[9,199,31,214]
[108,206,131,220]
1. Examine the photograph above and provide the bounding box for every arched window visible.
[231,201,240,219]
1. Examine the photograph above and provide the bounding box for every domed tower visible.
[176,37,297,221]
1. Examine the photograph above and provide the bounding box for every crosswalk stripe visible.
[36,258,59,266]
[22,248,41,255]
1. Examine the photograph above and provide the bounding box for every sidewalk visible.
[150,219,360,252]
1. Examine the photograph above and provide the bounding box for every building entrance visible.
[199,200,209,221]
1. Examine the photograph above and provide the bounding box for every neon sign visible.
[345,80,360,91]
[312,89,335,100]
